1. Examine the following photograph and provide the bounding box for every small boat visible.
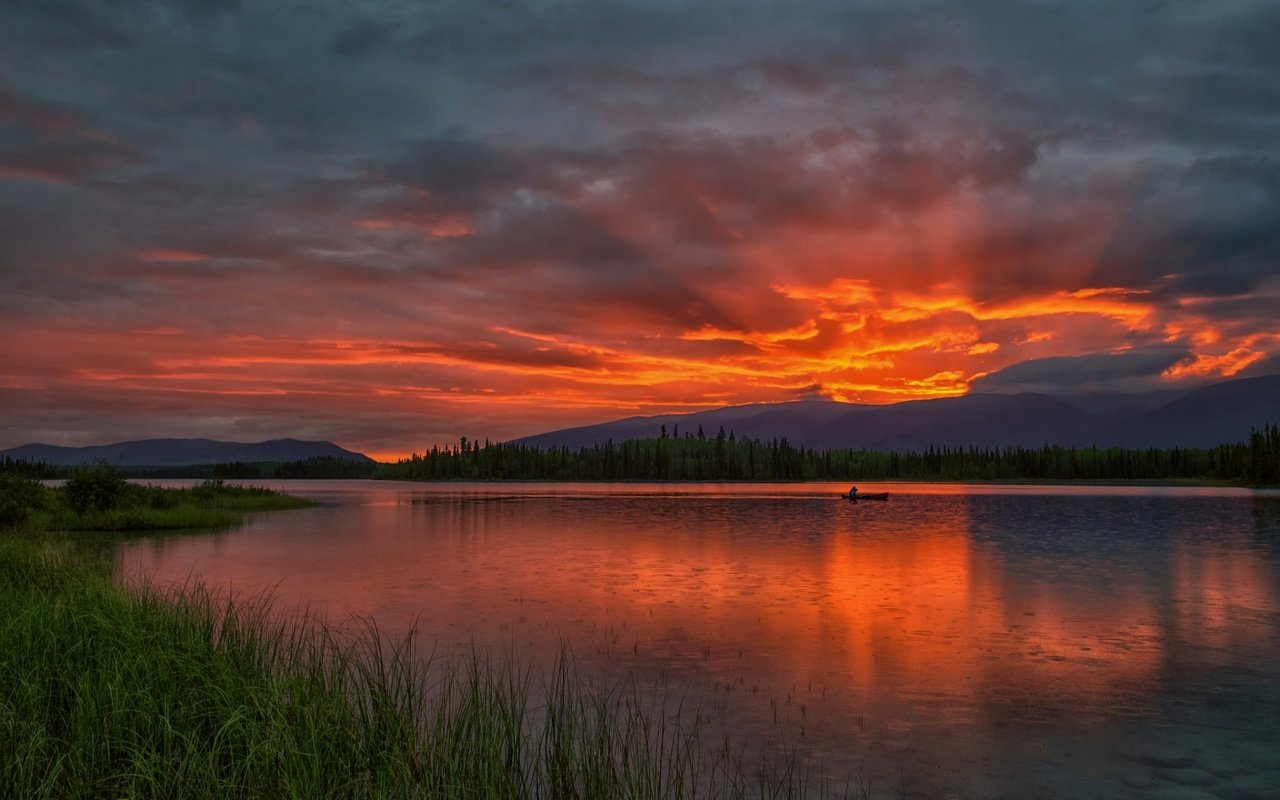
[844,492,889,501]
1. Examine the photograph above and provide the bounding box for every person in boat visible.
[848,486,858,499]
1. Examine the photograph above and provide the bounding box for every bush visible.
[63,463,129,513]
[0,474,45,527]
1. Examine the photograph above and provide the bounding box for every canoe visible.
[843,492,888,501]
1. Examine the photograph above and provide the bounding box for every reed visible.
[0,535,860,799]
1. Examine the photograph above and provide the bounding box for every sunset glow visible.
[2,3,1278,455]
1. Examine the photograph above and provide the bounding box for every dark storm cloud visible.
[361,123,1045,335]
[2,0,138,49]
[1239,354,1280,379]
[379,125,1041,243]
[0,133,137,183]
[971,348,1191,393]
[0,85,139,182]
[328,20,395,57]
[382,137,535,213]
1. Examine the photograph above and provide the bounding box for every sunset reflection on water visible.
[117,482,1280,798]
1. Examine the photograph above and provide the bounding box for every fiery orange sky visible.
[2,2,1279,457]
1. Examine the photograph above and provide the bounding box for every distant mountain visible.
[0,438,375,467]
[1111,374,1280,448]
[806,393,1104,451]
[515,400,854,451]
[515,374,1280,451]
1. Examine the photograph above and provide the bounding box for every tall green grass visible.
[1,536,860,799]
[1,471,312,533]
[29,504,246,531]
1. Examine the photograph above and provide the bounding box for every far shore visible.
[192,475,1262,489]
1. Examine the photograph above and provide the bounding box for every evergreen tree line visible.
[379,423,1280,485]
[0,456,66,479]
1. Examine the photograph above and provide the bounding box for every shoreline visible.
[354,476,1264,489]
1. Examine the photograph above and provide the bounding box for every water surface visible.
[117,482,1280,799]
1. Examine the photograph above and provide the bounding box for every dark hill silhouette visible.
[0,438,375,467]
[1114,374,1280,448]
[806,393,1105,450]
[515,400,851,450]
[514,374,1280,451]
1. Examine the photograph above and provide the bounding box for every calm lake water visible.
[116,481,1280,799]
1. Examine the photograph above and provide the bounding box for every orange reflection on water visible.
[116,486,1279,732]
[1170,534,1276,656]
[113,485,1280,799]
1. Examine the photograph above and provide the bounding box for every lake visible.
[116,481,1280,799]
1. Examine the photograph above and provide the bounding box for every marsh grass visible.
[30,504,245,531]
[6,472,313,532]
[1,536,861,799]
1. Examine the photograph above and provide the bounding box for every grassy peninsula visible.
[0,467,309,533]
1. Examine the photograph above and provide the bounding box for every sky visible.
[2,0,1279,459]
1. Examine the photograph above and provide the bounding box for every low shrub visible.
[0,473,45,527]
[63,462,129,513]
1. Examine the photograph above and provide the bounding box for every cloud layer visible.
[2,1,1278,455]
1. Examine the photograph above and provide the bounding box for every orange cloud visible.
[6,265,1269,457]
[1163,347,1266,380]
[888,287,1153,330]
[136,249,209,262]
[355,214,473,238]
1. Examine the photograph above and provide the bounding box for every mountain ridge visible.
[0,438,375,467]
[514,374,1280,451]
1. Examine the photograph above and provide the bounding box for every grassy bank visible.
[1,468,310,532]
[0,473,852,798]
[0,535,848,799]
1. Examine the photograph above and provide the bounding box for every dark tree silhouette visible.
[376,425,1280,484]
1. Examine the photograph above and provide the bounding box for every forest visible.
[379,424,1280,485]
